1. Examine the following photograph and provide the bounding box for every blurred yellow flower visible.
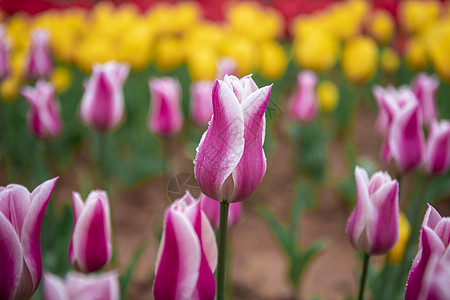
[389,212,411,264]
[317,81,339,112]
[341,36,378,84]
[368,10,395,45]
[259,41,287,80]
[400,0,441,34]
[0,75,21,101]
[50,66,72,93]
[328,0,368,41]
[380,47,400,74]
[405,38,428,71]
[154,36,184,71]
[221,35,257,76]
[187,47,217,81]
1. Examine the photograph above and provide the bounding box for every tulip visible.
[79,61,129,133]
[153,191,217,300]
[0,177,58,300]
[25,29,53,79]
[342,36,379,85]
[22,80,62,140]
[317,80,339,112]
[190,81,213,127]
[423,120,450,174]
[194,74,272,203]
[216,58,237,80]
[148,77,184,138]
[347,166,399,255]
[199,193,242,229]
[0,25,11,80]
[405,204,450,300]
[68,190,112,273]
[43,271,119,300]
[412,73,440,125]
[288,71,318,123]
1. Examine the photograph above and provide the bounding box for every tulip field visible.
[1,0,450,299]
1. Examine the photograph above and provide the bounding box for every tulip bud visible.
[68,190,112,273]
[347,166,399,255]
[412,73,440,125]
[199,193,242,229]
[423,120,450,174]
[22,80,63,140]
[79,61,129,133]
[288,71,318,123]
[0,25,11,80]
[25,29,53,79]
[148,77,184,138]
[317,80,339,112]
[153,192,217,300]
[190,81,213,127]
[342,36,379,84]
[194,74,272,203]
[44,271,119,300]
[0,178,58,300]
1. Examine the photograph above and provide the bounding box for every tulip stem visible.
[217,201,229,300]
[358,254,370,300]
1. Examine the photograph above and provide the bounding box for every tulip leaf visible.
[120,243,147,300]
[288,241,324,288]
[256,206,292,257]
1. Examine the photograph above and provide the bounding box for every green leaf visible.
[120,243,147,300]
[288,241,325,287]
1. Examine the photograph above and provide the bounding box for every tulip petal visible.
[66,271,119,300]
[43,273,70,300]
[0,185,31,238]
[68,192,84,266]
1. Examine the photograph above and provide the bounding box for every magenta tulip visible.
[194,74,272,203]
[79,61,129,133]
[346,166,399,255]
[216,58,237,80]
[0,25,10,80]
[24,29,53,79]
[423,120,450,174]
[153,191,217,300]
[68,190,112,273]
[43,271,119,300]
[148,77,184,138]
[0,177,58,300]
[412,73,440,125]
[288,71,318,123]
[22,80,62,140]
[199,193,242,229]
[190,81,213,127]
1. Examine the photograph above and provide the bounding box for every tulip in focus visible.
[0,25,11,80]
[288,71,318,123]
[24,29,53,79]
[347,166,399,255]
[412,73,440,124]
[194,74,272,203]
[69,190,112,273]
[43,271,119,300]
[153,192,217,300]
[190,81,213,127]
[22,80,63,140]
[199,193,242,229]
[342,36,378,84]
[423,120,450,174]
[148,77,184,138]
[0,178,58,300]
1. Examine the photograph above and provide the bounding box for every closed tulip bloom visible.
[79,61,129,133]
[412,73,440,125]
[288,71,318,123]
[68,190,112,273]
[347,166,399,255]
[199,193,242,229]
[43,271,119,300]
[0,177,58,300]
[25,29,53,79]
[22,80,62,140]
[153,192,217,300]
[148,77,184,138]
[194,74,272,203]
[423,120,450,174]
[0,25,11,80]
[190,81,213,127]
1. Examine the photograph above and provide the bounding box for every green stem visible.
[358,254,370,300]
[217,201,229,300]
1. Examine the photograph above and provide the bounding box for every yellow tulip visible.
[221,35,257,77]
[368,10,395,45]
[317,81,339,112]
[341,36,378,84]
[380,47,400,74]
[405,38,428,71]
[0,75,21,101]
[187,47,217,81]
[400,0,441,34]
[155,36,184,71]
[388,212,411,264]
[258,41,287,80]
[50,66,72,93]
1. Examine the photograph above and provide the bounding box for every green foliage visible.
[120,244,147,300]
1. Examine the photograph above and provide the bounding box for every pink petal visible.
[43,273,70,300]
[66,271,119,300]
[0,185,31,239]
[68,192,84,266]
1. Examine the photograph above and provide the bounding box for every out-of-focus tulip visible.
[68,190,112,273]
[148,77,184,138]
[380,48,400,74]
[43,271,119,300]
[79,61,129,133]
[22,80,62,140]
[50,66,72,94]
[221,35,257,77]
[153,192,217,300]
[342,36,378,84]
[347,166,399,255]
[367,10,395,45]
[412,73,440,124]
[388,212,411,264]
[194,74,272,203]
[199,193,242,229]
[0,178,58,300]
[423,120,450,174]
[288,71,318,123]
[187,48,217,81]
[317,80,339,112]
[259,41,287,80]
[400,0,440,34]
[190,81,213,127]
[405,38,428,72]
[405,204,450,300]
[0,25,11,80]
[155,36,184,71]
[216,58,237,80]
[24,29,53,79]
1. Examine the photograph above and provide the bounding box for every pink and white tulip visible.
[79,61,129,133]
[194,74,272,203]
[0,25,11,80]
[153,191,217,300]
[68,190,112,273]
[346,166,399,255]
[25,29,53,79]
[423,120,450,174]
[43,271,119,300]
[190,81,213,127]
[22,80,62,140]
[0,178,58,300]
[288,71,318,123]
[148,77,184,138]
[412,73,440,125]
[199,193,242,229]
